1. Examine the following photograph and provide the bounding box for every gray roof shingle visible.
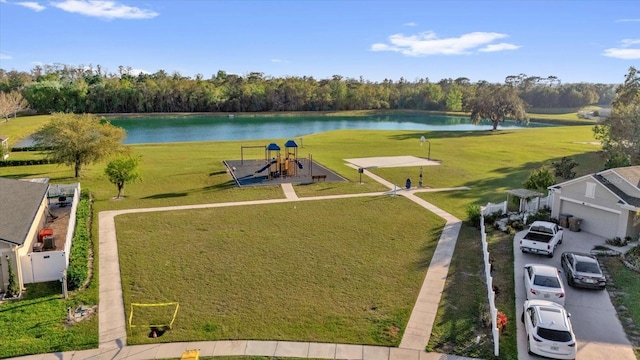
[0,177,49,246]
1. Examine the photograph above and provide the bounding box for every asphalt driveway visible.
[513,229,636,360]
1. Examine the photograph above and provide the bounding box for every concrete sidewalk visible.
[11,168,471,360]
[9,340,478,360]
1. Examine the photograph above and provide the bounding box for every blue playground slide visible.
[295,160,304,169]
[255,159,277,173]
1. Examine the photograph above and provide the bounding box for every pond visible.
[107,114,552,144]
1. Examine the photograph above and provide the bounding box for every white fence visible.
[478,208,500,356]
[22,183,81,284]
[482,196,550,216]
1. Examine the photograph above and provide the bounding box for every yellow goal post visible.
[128,302,180,330]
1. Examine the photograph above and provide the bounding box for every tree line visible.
[0,64,617,115]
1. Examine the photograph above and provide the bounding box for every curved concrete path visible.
[11,169,473,360]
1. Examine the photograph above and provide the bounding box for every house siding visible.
[18,196,49,286]
[549,167,640,238]
[556,177,620,209]
[627,211,640,240]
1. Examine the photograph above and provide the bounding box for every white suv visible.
[522,299,577,360]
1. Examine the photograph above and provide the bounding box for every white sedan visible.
[524,264,565,306]
[522,299,577,359]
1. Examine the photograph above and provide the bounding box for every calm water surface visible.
[106,114,550,144]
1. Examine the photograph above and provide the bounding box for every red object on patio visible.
[38,228,53,242]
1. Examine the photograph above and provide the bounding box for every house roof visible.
[594,173,640,208]
[0,177,49,246]
[549,165,640,209]
[613,166,640,189]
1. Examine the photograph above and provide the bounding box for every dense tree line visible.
[594,66,640,166]
[0,64,618,114]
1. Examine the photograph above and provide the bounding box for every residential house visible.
[548,166,640,239]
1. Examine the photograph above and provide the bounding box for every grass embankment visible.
[601,252,640,358]
[0,115,51,146]
[0,113,611,358]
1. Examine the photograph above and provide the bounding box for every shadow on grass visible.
[388,130,516,142]
[141,192,188,199]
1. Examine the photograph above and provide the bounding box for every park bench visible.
[312,174,327,182]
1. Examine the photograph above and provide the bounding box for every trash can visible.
[559,213,573,228]
[569,217,582,232]
[405,178,412,190]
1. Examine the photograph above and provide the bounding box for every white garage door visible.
[559,201,619,238]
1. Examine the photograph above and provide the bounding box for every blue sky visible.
[0,0,638,84]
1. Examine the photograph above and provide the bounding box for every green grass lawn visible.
[0,113,624,359]
[601,254,640,358]
[425,225,517,359]
[0,282,98,358]
[115,197,445,346]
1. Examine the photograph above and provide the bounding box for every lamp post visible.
[426,140,431,160]
[420,136,431,160]
[419,166,423,188]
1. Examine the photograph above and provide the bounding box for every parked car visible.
[520,221,564,257]
[524,264,566,305]
[522,299,577,360]
[560,252,607,289]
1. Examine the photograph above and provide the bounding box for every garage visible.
[559,199,619,238]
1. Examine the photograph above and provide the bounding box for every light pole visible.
[420,136,431,160]
[419,166,423,188]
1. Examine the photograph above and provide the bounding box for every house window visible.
[585,182,596,198]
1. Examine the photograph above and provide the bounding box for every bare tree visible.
[5,91,29,120]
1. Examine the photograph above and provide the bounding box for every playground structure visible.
[227,140,344,187]
[253,140,306,180]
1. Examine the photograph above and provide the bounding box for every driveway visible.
[514,229,636,360]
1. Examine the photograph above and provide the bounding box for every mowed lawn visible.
[115,196,446,346]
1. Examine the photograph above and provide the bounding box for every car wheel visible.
[567,274,574,287]
[527,339,534,355]
[547,251,554,258]
[558,236,563,244]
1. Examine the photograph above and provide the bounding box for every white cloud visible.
[479,42,520,52]
[50,0,158,19]
[371,31,516,56]
[603,48,640,59]
[621,39,640,46]
[603,38,640,59]
[0,53,12,60]
[0,0,7,3]
[615,18,640,23]
[403,22,417,27]
[17,2,46,11]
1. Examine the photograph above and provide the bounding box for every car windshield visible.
[533,275,561,288]
[576,261,601,274]
[537,327,573,342]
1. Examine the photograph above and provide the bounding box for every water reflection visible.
[107,114,551,144]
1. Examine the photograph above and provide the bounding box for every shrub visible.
[483,210,503,225]
[0,159,57,167]
[525,209,551,225]
[509,220,525,232]
[606,237,628,247]
[6,259,20,298]
[466,204,482,228]
[67,193,92,290]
